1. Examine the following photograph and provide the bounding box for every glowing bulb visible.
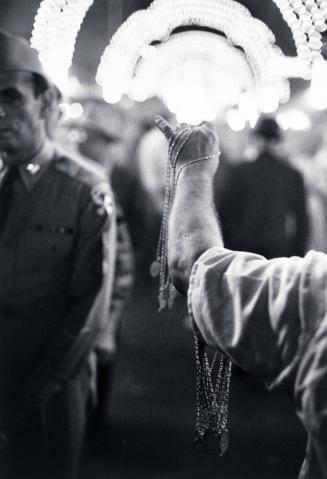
[277,109,311,130]
[130,80,150,102]
[102,84,123,104]
[39,52,70,90]
[276,112,290,130]
[226,109,246,131]
[68,102,84,119]
[257,86,280,113]
[238,92,258,121]
[249,112,260,128]
[308,58,327,109]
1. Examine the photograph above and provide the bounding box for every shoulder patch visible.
[91,182,114,217]
[53,150,107,188]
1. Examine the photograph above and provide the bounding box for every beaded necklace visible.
[151,125,232,456]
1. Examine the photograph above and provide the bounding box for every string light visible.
[97,0,280,91]
[31,0,94,90]
[272,0,327,69]
[31,0,327,120]
[96,0,290,121]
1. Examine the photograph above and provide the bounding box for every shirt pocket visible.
[25,224,75,259]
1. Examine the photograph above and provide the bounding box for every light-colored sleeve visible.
[188,247,327,384]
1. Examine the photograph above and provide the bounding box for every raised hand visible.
[155,116,220,182]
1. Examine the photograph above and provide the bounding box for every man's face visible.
[0,71,45,165]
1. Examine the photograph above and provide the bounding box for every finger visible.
[155,115,175,140]
[179,122,191,130]
[200,122,219,143]
[200,121,216,133]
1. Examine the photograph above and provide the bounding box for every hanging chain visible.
[193,330,232,456]
[151,125,232,456]
[151,127,193,311]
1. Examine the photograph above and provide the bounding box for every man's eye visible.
[0,89,22,104]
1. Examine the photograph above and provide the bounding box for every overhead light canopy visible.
[31,0,327,122]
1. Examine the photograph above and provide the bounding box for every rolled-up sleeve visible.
[188,247,327,386]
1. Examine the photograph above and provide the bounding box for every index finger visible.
[199,121,220,143]
[199,121,217,133]
[155,115,175,140]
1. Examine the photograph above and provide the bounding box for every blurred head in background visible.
[137,125,168,213]
[252,116,283,156]
[59,97,124,177]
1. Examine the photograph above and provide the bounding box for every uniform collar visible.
[18,141,55,191]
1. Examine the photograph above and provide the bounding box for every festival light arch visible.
[31,0,327,122]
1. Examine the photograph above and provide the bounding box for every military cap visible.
[0,29,50,86]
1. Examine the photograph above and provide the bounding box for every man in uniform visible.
[0,30,115,479]
[156,116,327,478]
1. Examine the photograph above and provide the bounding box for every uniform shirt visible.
[0,141,115,430]
[188,247,327,478]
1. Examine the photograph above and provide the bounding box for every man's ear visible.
[40,87,59,118]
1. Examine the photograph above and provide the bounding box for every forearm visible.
[168,163,223,294]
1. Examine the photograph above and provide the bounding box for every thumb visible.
[155,115,174,140]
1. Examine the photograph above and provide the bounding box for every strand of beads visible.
[193,331,232,456]
[151,127,193,311]
[151,122,231,455]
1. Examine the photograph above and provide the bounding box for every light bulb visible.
[226,108,246,131]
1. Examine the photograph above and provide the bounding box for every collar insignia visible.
[26,163,41,175]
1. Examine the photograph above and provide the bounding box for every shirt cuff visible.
[187,247,221,324]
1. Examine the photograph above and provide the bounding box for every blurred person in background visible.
[289,119,327,253]
[157,116,327,479]
[59,99,135,444]
[0,31,115,479]
[137,126,168,214]
[136,126,170,271]
[218,116,309,258]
